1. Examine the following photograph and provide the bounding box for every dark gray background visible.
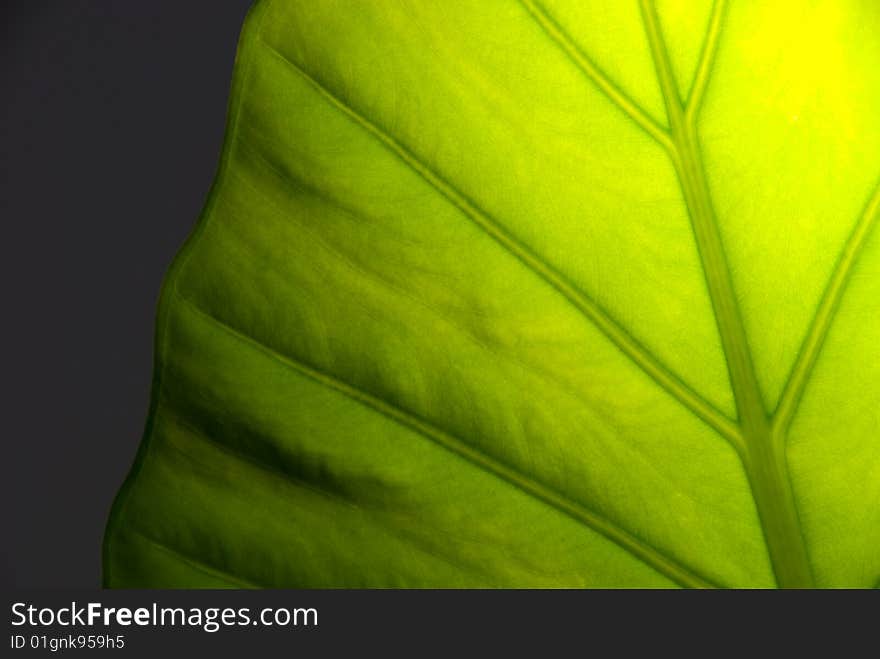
[2,1,254,588]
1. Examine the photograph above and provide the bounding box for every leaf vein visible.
[518,0,674,153]
[773,178,880,433]
[258,37,741,449]
[178,293,717,589]
[639,0,814,587]
[127,527,262,588]
[233,133,697,437]
[159,407,492,581]
[685,0,727,124]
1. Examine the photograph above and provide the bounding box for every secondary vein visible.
[685,0,727,125]
[260,38,741,449]
[179,293,716,589]
[519,0,674,153]
[128,528,262,588]
[773,178,880,434]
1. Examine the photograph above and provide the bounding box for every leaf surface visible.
[105,0,880,588]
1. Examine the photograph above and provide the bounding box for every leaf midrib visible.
[639,0,816,588]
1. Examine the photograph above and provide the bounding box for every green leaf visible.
[104,0,880,588]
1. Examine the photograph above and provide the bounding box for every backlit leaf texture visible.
[104,0,880,588]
